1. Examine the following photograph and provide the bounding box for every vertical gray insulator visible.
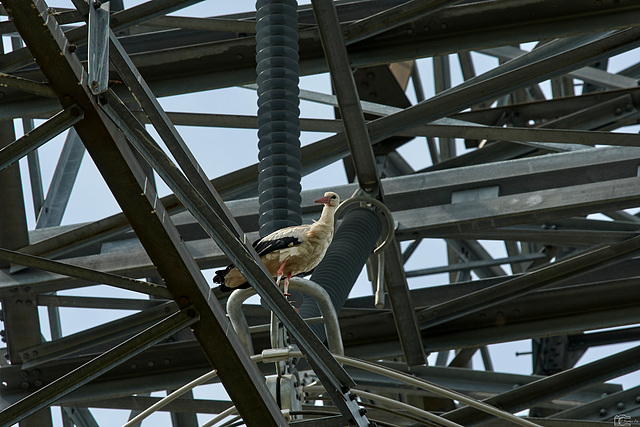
[256,0,302,237]
[298,208,383,341]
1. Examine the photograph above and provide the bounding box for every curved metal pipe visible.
[226,278,344,356]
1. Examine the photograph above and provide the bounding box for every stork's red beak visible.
[314,196,330,204]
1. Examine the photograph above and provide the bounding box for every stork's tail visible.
[213,265,250,293]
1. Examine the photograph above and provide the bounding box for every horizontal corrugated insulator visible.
[299,207,383,340]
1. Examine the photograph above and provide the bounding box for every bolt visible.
[92,1,101,8]
[617,402,625,410]
[68,44,77,53]
[359,408,368,416]
[349,392,357,401]
[599,408,607,416]
[179,296,189,305]
[21,382,29,389]
[34,380,43,388]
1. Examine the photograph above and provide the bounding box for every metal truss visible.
[1,0,640,426]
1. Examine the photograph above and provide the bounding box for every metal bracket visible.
[87,0,110,94]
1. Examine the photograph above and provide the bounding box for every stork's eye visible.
[330,195,337,199]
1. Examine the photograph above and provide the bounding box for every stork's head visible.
[314,191,340,208]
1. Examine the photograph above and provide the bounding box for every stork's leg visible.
[275,260,287,286]
[283,273,293,296]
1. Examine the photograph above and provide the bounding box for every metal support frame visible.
[4,0,640,424]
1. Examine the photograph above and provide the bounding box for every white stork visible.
[213,191,340,296]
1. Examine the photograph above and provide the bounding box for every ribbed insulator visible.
[298,208,383,340]
[256,0,302,237]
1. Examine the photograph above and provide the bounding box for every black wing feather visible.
[252,235,301,257]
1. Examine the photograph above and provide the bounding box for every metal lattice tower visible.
[1,0,640,426]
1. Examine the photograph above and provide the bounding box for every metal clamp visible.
[334,194,395,254]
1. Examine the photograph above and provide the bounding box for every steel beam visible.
[35,128,86,229]
[443,344,640,425]
[0,105,84,172]
[0,307,199,427]
[418,234,640,330]
[0,248,170,298]
[3,1,286,424]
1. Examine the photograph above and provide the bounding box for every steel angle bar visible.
[551,385,640,421]
[481,46,639,89]
[19,301,176,370]
[98,92,363,423]
[443,344,640,425]
[35,128,86,230]
[37,294,164,311]
[0,105,84,171]
[405,253,546,278]
[146,16,257,34]
[342,0,463,45]
[87,0,110,95]
[0,248,171,299]
[419,234,640,331]
[0,73,56,98]
[311,0,380,195]
[0,306,199,427]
